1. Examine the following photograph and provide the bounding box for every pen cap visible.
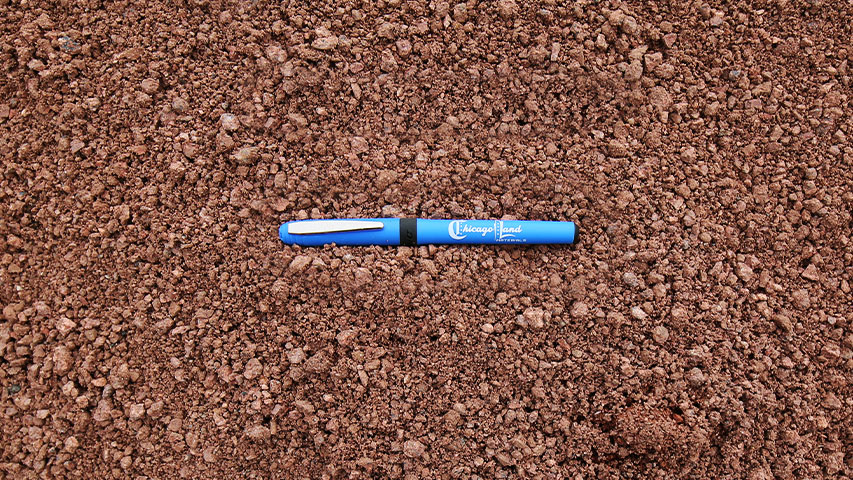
[279,219,401,246]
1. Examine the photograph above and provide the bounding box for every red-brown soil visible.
[1,1,851,478]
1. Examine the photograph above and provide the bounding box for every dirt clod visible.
[243,358,262,380]
[403,440,426,458]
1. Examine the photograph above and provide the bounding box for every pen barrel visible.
[416,219,575,245]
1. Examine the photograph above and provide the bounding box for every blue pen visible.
[279,219,576,246]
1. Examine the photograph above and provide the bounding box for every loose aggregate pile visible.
[1,0,852,478]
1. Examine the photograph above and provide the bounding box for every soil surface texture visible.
[1,1,852,479]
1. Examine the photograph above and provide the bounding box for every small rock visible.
[687,367,705,386]
[60,381,77,397]
[523,307,546,329]
[289,255,312,271]
[294,400,315,413]
[203,447,217,463]
[631,306,648,320]
[274,172,287,189]
[70,139,85,154]
[353,268,373,287]
[27,59,46,71]
[265,45,287,63]
[497,0,518,19]
[182,143,198,159]
[481,323,494,334]
[233,147,257,165]
[571,301,589,318]
[826,451,845,475]
[628,48,647,66]
[35,13,54,29]
[496,452,515,466]
[379,49,397,72]
[804,167,818,180]
[216,132,234,150]
[3,304,19,321]
[245,424,271,441]
[147,400,164,419]
[656,62,676,78]
[287,348,306,364]
[644,52,664,71]
[608,140,629,157]
[624,61,643,82]
[709,11,724,26]
[803,198,823,212]
[622,272,639,288]
[616,190,635,209]
[13,395,32,410]
[56,316,77,336]
[53,346,73,375]
[129,403,145,420]
[680,146,697,162]
[621,15,638,35]
[336,329,358,347]
[312,36,338,50]
[791,289,810,309]
[168,417,183,432]
[403,440,426,458]
[220,113,240,131]
[396,39,412,57]
[735,262,754,282]
[375,169,399,190]
[648,86,672,112]
[304,352,331,375]
[454,3,469,22]
[822,392,841,410]
[287,112,308,128]
[773,314,794,334]
[350,136,369,154]
[140,78,159,94]
[444,409,462,426]
[243,358,262,380]
[188,434,201,450]
[377,22,396,39]
[801,264,819,282]
[64,436,79,453]
[652,325,669,343]
[172,97,189,113]
[109,363,130,389]
[92,399,112,422]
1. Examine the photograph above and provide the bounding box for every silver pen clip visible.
[287,220,385,235]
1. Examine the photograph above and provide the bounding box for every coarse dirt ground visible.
[1,0,852,478]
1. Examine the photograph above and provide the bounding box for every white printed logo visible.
[448,220,522,241]
[448,220,467,240]
[495,221,522,240]
[448,220,495,240]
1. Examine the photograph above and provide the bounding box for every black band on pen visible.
[399,218,417,246]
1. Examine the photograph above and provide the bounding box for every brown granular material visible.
[1,1,851,478]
